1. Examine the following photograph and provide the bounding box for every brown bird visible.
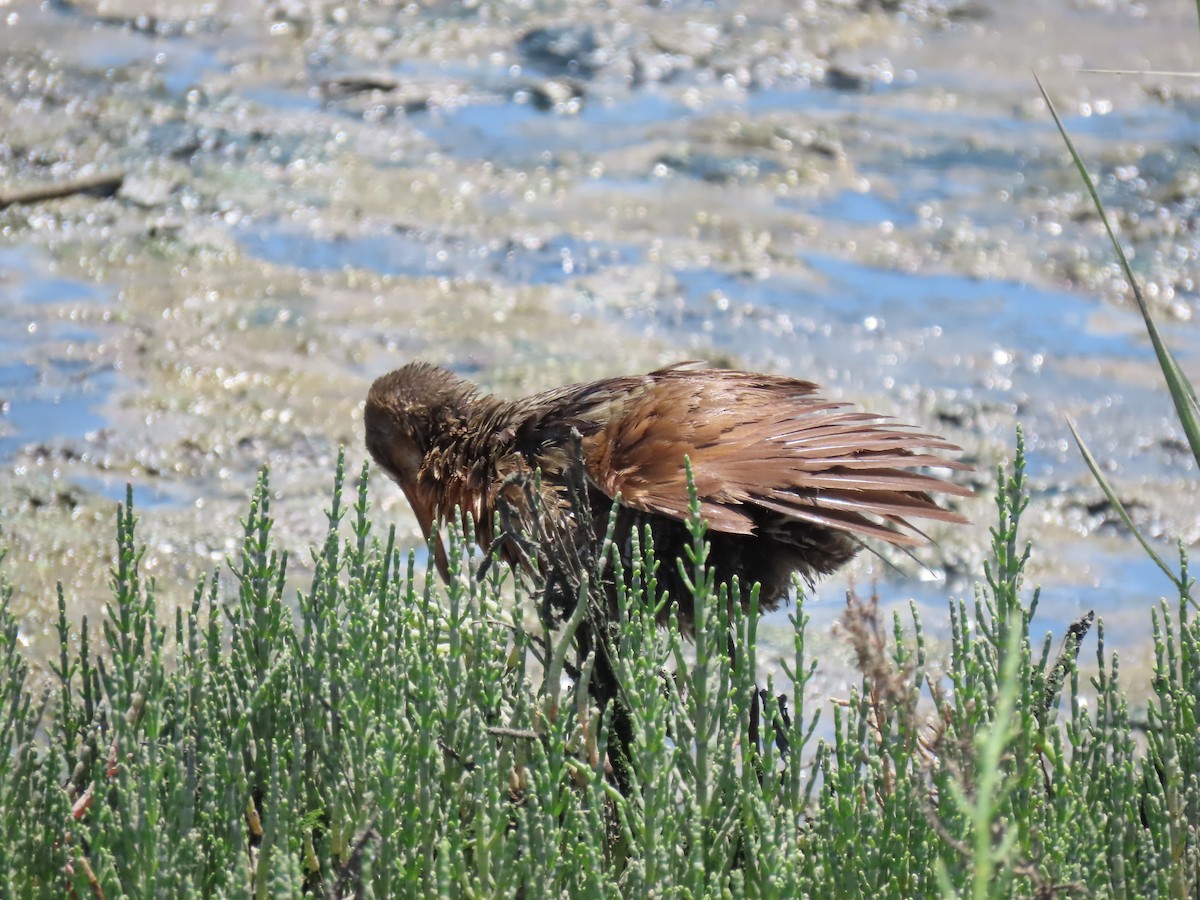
[363,361,971,629]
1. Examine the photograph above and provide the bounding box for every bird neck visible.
[416,392,508,514]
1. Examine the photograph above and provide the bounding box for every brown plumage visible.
[363,361,972,629]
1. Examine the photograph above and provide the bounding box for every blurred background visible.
[1,0,1198,693]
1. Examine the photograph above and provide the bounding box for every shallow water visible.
[1,0,1198,690]
[0,248,114,459]
[237,220,639,285]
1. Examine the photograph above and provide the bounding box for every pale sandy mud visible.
[0,0,1196,712]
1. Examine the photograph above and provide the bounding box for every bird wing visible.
[561,367,971,546]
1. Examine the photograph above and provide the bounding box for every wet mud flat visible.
[0,0,1198,703]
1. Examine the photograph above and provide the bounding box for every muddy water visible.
[1,0,1198,705]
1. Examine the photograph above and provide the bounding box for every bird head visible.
[364,362,478,578]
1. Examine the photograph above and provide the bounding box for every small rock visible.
[518,26,609,76]
[321,74,400,96]
[824,63,870,92]
[526,78,584,114]
[119,175,176,209]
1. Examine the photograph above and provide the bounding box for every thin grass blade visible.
[1066,417,1182,591]
[1036,72,1200,467]
[1076,68,1200,77]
